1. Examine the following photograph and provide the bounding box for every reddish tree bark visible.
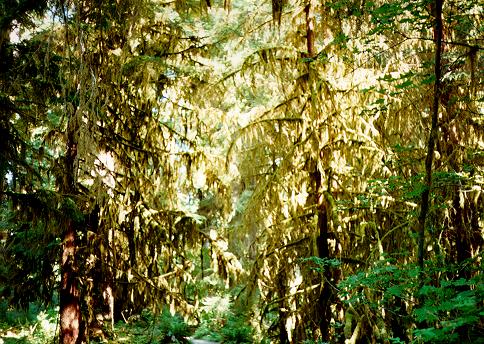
[59,134,82,343]
[59,221,81,344]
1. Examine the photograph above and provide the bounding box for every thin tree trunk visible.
[304,0,315,57]
[277,270,289,344]
[272,0,286,26]
[417,0,443,269]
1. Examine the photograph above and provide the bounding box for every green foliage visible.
[113,308,190,344]
[193,294,254,343]
[413,272,484,343]
[158,310,191,343]
[367,168,467,205]
[61,197,85,225]
[0,0,49,31]
[220,315,253,344]
[1,0,483,343]
[0,219,59,308]
[0,303,58,343]
[338,258,484,343]
[194,294,232,341]
[193,321,223,342]
[366,0,433,35]
[301,256,341,274]
[302,340,327,344]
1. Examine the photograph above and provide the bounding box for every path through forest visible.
[189,338,219,344]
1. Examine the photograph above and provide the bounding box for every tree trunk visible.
[417,0,443,269]
[277,270,289,344]
[311,167,332,341]
[59,131,82,344]
[60,220,81,344]
[304,0,315,57]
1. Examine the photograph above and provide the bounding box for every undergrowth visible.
[193,293,253,343]
[109,308,190,344]
[0,302,58,343]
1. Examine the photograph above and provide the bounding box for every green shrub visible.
[193,320,222,341]
[193,294,254,343]
[158,309,190,343]
[220,316,253,344]
[193,295,232,340]
[338,258,484,343]
[0,303,58,344]
[112,308,190,344]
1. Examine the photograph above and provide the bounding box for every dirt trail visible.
[189,338,219,344]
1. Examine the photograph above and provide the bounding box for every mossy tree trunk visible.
[417,0,443,270]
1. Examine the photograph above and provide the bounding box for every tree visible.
[0,0,482,343]
[225,0,483,341]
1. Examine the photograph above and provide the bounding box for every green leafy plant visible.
[219,315,253,344]
[158,310,190,343]
[0,303,58,344]
[193,295,231,341]
[301,256,341,274]
[193,320,223,342]
[112,308,190,344]
[413,273,484,343]
[193,294,254,343]
[338,258,484,343]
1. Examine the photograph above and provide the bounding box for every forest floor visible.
[0,304,240,343]
[189,338,219,344]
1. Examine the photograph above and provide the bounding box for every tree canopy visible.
[0,0,483,343]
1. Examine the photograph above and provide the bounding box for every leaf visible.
[387,285,404,298]
[373,98,385,105]
[421,75,436,85]
[413,327,440,341]
[413,308,439,323]
[395,80,413,89]
[332,33,350,46]
[418,285,438,297]
[361,86,376,93]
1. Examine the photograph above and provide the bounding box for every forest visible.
[0,0,483,343]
